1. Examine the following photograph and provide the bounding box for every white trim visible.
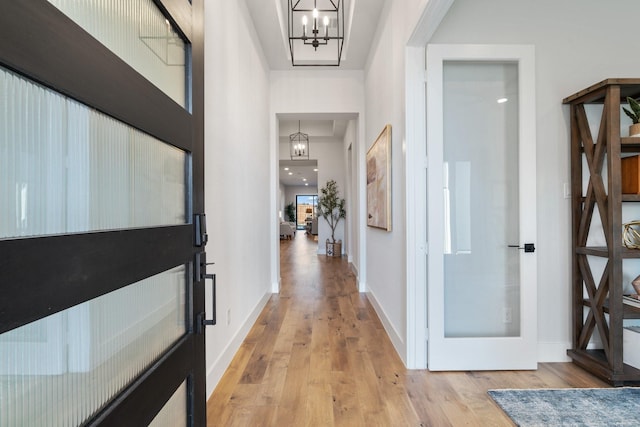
[404,0,454,370]
[349,261,358,277]
[367,291,405,361]
[357,116,367,292]
[271,110,365,294]
[206,291,272,397]
[407,0,455,47]
[405,46,428,369]
[271,115,280,294]
[538,341,572,363]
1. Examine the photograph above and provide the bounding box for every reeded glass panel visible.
[443,61,520,338]
[149,381,188,427]
[0,66,187,239]
[47,0,187,108]
[0,265,187,426]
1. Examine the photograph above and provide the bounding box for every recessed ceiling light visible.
[303,178,307,181]
[288,172,293,175]
[284,167,289,171]
[313,168,318,172]
[305,183,309,186]
[497,97,508,104]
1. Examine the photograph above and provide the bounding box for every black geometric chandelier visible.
[288,0,344,67]
[290,121,309,160]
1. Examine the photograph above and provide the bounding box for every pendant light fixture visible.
[289,121,309,160]
[287,0,344,66]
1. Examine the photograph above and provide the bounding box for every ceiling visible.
[278,118,349,187]
[280,159,318,187]
[245,0,387,70]
[245,0,383,186]
[279,119,348,140]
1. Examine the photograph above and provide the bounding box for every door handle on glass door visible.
[508,243,535,253]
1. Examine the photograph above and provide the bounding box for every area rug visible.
[488,387,640,426]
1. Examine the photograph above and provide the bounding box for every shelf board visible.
[567,348,640,386]
[576,195,640,202]
[576,247,608,256]
[564,79,640,104]
[583,298,640,319]
[622,302,640,318]
[578,195,640,202]
[621,137,640,152]
[576,246,640,258]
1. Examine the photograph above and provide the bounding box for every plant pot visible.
[630,123,640,137]
[326,239,342,257]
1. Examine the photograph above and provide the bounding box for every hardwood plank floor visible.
[207,233,609,426]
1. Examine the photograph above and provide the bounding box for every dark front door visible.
[0,0,206,425]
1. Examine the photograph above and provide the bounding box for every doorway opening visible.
[274,114,360,293]
[296,194,318,232]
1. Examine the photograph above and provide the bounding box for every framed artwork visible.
[366,124,391,231]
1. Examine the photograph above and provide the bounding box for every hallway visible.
[206,234,607,426]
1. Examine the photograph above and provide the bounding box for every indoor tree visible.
[317,179,346,243]
[285,202,296,222]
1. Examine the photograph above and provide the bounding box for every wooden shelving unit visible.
[564,79,640,385]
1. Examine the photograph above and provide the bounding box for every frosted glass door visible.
[443,62,521,338]
[427,45,537,371]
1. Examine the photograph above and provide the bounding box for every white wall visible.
[316,141,347,253]
[204,0,272,397]
[270,70,366,288]
[363,0,430,363]
[429,0,640,361]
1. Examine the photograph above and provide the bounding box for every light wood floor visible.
[206,233,609,426]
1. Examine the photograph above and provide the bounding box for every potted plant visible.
[285,202,296,223]
[317,179,346,257]
[623,97,640,137]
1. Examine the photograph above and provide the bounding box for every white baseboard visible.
[206,292,271,397]
[349,262,359,282]
[357,279,365,293]
[352,264,364,292]
[537,341,572,362]
[366,290,406,364]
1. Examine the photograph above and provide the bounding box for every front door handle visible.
[203,273,216,327]
[195,252,216,333]
[508,243,535,253]
[196,273,216,334]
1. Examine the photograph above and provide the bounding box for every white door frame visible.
[405,0,455,369]
[426,44,537,370]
